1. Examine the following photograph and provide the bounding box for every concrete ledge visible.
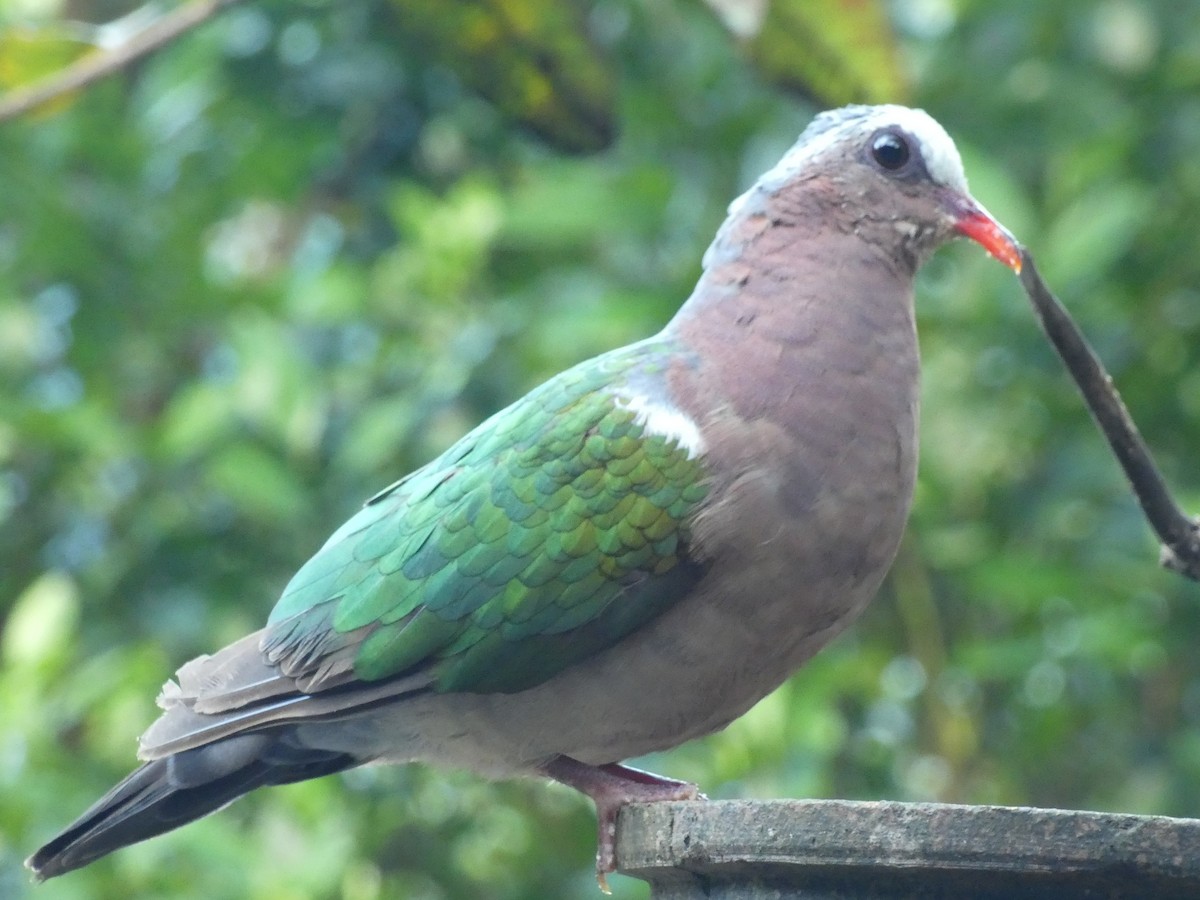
[615,800,1200,899]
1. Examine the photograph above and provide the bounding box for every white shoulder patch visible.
[619,393,707,459]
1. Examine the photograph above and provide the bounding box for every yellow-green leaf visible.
[702,0,907,106]
[0,25,97,115]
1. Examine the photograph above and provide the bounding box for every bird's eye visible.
[870,131,911,171]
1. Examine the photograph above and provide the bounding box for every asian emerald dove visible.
[28,104,1020,886]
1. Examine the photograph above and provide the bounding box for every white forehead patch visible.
[883,106,968,191]
[618,393,707,459]
[741,104,969,210]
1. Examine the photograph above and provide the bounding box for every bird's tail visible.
[26,730,355,880]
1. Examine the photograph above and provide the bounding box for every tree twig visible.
[0,0,248,123]
[1017,247,1200,581]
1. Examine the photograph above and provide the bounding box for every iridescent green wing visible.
[263,339,709,695]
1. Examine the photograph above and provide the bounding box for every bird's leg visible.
[540,755,705,893]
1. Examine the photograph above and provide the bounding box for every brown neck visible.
[664,175,921,432]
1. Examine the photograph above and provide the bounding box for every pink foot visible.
[540,755,705,893]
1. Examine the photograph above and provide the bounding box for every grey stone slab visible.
[616,800,1200,899]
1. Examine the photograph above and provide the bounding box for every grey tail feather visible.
[26,730,356,881]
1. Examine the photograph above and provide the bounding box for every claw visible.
[540,756,704,890]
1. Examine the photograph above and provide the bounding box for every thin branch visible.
[1017,247,1200,581]
[0,0,248,123]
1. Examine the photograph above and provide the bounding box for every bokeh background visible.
[3,0,1200,897]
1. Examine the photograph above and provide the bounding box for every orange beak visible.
[945,192,1022,272]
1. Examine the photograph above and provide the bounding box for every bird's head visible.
[744,104,1021,274]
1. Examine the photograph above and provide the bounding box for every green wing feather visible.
[262,338,709,695]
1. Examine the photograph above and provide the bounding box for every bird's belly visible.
[505,522,897,766]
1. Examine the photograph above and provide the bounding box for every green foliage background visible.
[4,1,1200,897]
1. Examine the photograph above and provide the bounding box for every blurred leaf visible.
[2,571,79,669]
[205,441,308,522]
[158,383,235,460]
[387,0,617,152]
[702,0,907,105]
[0,26,96,112]
[1043,182,1154,288]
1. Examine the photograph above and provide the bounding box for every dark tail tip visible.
[27,757,184,881]
[27,734,354,880]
